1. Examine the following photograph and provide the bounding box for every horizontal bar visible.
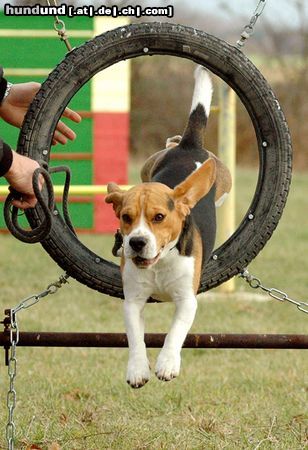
[76,111,93,119]
[0,185,132,196]
[0,29,93,38]
[1,332,307,349]
[5,68,52,77]
[55,195,93,203]
[51,153,93,161]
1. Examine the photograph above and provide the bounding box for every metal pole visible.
[0,185,132,196]
[0,332,307,349]
[0,29,93,38]
[217,81,236,293]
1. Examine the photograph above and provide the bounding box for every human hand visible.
[4,151,43,209]
[0,82,81,145]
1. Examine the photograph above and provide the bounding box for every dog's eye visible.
[153,213,165,223]
[122,214,132,224]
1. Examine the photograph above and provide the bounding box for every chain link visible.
[6,324,17,449]
[239,268,308,314]
[46,0,72,52]
[236,0,267,49]
[5,273,69,450]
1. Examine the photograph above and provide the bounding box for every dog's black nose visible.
[129,237,147,253]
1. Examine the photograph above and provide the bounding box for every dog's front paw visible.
[155,351,181,382]
[126,357,151,389]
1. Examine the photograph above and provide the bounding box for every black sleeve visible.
[0,139,13,177]
[0,67,14,176]
[0,66,8,105]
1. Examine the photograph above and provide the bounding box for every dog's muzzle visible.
[129,237,147,253]
[128,236,160,268]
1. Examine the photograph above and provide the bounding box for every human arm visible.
[0,68,81,145]
[0,140,41,209]
[0,68,81,210]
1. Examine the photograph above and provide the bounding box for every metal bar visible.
[54,196,93,203]
[0,185,132,196]
[0,332,307,349]
[0,29,93,38]
[50,153,93,161]
[5,69,53,77]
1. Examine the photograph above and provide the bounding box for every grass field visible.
[0,168,307,449]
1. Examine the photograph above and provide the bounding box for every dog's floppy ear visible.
[173,158,216,215]
[105,183,125,218]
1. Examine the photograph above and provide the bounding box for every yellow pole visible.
[0,29,93,38]
[0,185,133,196]
[217,81,236,293]
[5,69,52,77]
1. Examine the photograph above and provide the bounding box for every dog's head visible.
[105,158,216,269]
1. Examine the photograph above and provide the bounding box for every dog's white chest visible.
[123,249,195,302]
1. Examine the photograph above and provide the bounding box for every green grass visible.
[0,168,307,449]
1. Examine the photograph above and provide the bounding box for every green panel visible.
[0,12,94,230]
[54,82,93,153]
[0,121,19,154]
[0,13,93,70]
[0,205,5,228]
[49,160,92,185]
[0,201,93,229]
[65,80,91,112]
[0,14,92,30]
[0,203,27,228]
[0,158,93,187]
[52,116,93,154]
[65,202,93,228]
[67,118,92,152]
[1,38,87,69]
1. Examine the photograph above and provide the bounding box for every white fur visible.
[215,192,229,208]
[123,248,197,387]
[195,161,202,170]
[190,65,213,117]
[123,211,157,260]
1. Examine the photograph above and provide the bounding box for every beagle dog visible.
[106,66,232,388]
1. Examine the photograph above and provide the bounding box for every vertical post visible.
[92,17,131,233]
[217,82,236,293]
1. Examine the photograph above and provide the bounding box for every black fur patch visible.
[180,104,207,149]
[167,196,175,211]
[176,214,194,257]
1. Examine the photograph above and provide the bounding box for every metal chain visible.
[6,315,18,450]
[236,0,267,49]
[239,268,308,315]
[46,0,72,52]
[5,273,69,450]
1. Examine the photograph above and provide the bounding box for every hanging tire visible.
[17,22,292,298]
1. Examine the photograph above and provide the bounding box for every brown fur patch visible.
[192,228,203,293]
[207,151,232,202]
[141,149,169,182]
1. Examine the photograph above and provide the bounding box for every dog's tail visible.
[180,66,213,149]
